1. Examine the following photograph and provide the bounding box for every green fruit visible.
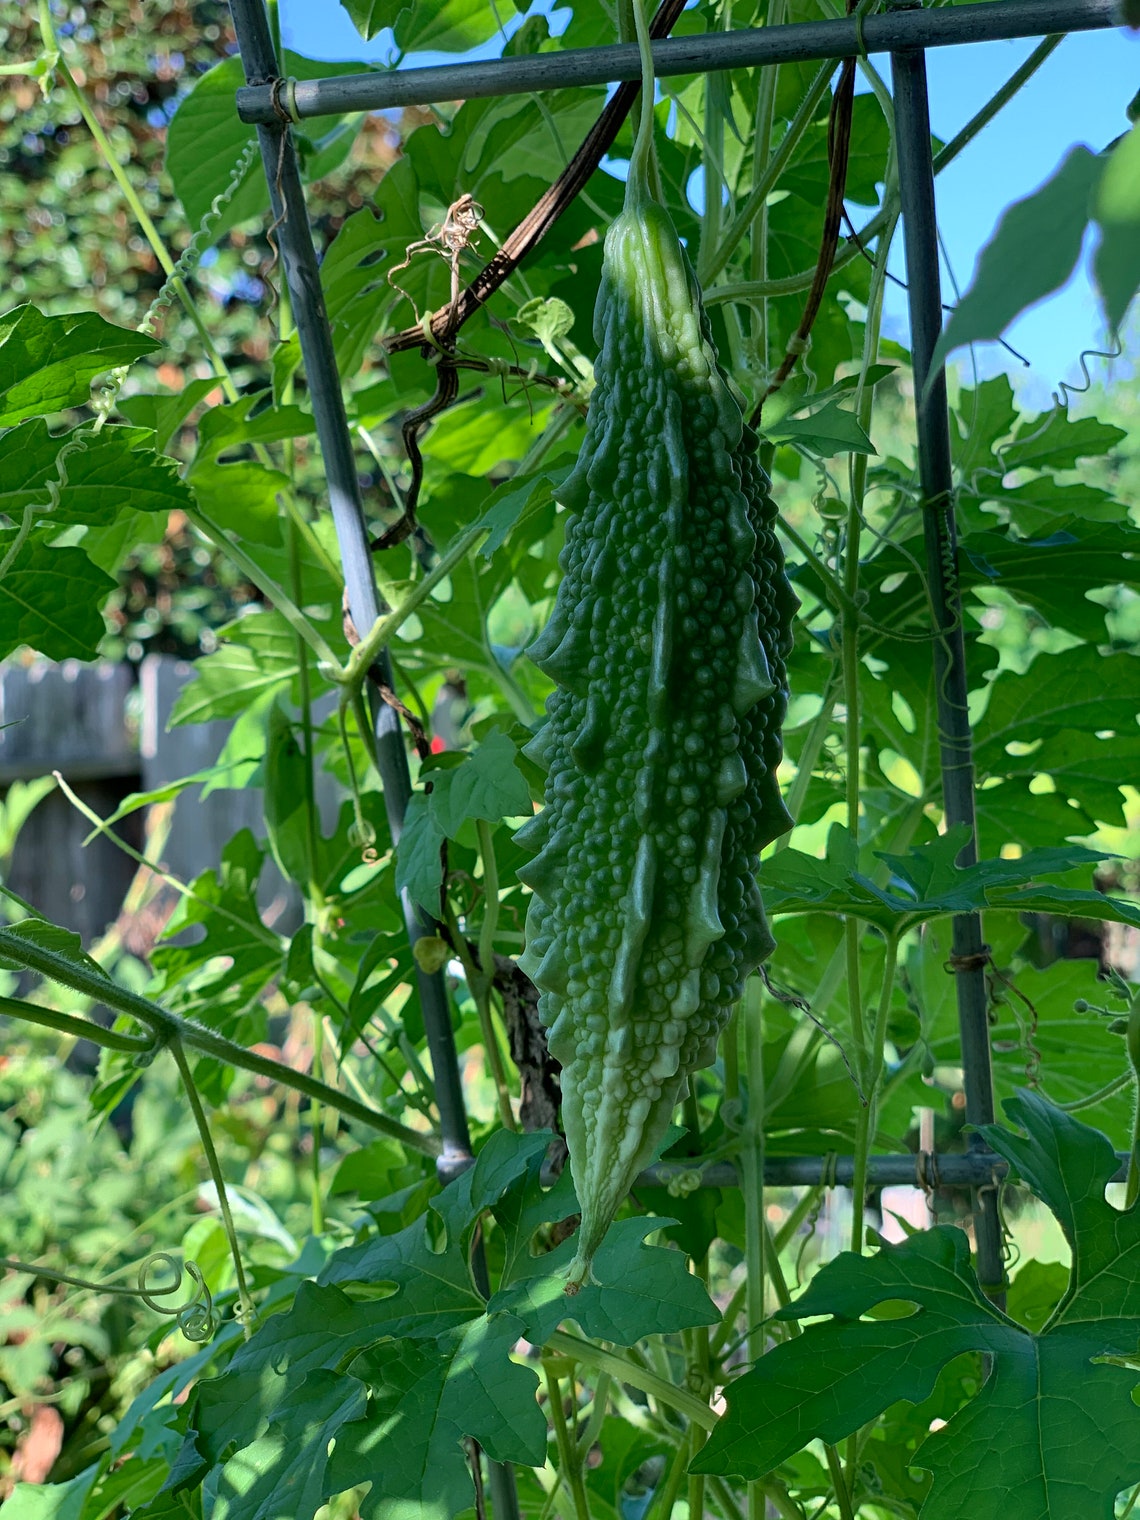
[515,7,797,1291]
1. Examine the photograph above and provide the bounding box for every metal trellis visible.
[223,0,1115,1480]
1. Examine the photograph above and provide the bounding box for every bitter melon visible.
[515,4,797,1290]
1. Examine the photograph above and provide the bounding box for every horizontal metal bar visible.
[631,1148,1132,1189]
[237,0,1115,123]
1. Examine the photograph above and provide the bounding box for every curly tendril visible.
[1052,337,1124,411]
[0,1252,218,1342]
[93,140,260,422]
[136,1252,218,1342]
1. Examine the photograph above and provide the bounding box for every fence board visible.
[0,660,135,783]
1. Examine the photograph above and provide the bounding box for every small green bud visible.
[348,818,377,852]
[413,935,451,974]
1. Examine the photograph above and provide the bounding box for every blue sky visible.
[279,3,1139,401]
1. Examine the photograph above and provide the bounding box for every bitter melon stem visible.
[627,0,657,210]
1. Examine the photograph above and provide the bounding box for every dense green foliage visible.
[1,1,1140,1518]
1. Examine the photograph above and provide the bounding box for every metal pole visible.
[890,44,1005,1297]
[225,6,521,1513]
[236,0,1114,122]
[630,1152,1132,1190]
[225,0,473,1180]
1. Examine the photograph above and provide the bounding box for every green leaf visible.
[0,531,114,661]
[186,395,314,544]
[394,791,445,917]
[762,823,1137,932]
[327,1318,547,1519]
[1093,121,1140,332]
[262,703,311,887]
[150,830,282,1026]
[974,779,1095,855]
[0,305,159,426]
[188,1129,714,1520]
[0,1469,98,1520]
[463,1130,719,1344]
[193,394,314,460]
[168,611,301,726]
[981,726,1140,827]
[117,377,219,453]
[516,295,575,347]
[1000,407,1125,473]
[213,1372,367,1520]
[960,522,1140,642]
[0,918,105,977]
[764,397,875,457]
[395,0,505,53]
[165,55,365,240]
[976,645,1140,757]
[982,476,1120,538]
[186,461,286,545]
[164,57,260,233]
[0,422,192,526]
[468,93,602,187]
[694,1094,1140,1520]
[917,924,1136,1143]
[929,147,1102,372]
[492,1214,721,1346]
[1005,1258,1070,1336]
[338,0,403,40]
[427,730,533,837]
[478,465,571,557]
[951,374,1019,481]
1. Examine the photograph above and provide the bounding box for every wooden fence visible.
[0,656,314,941]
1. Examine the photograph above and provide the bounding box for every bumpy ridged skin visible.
[515,199,798,1290]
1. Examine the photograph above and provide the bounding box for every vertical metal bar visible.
[890,45,1005,1297]
[224,7,522,1514]
[225,0,475,1176]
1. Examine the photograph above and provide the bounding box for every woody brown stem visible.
[382,0,690,356]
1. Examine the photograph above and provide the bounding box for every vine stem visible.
[706,32,1064,312]
[1056,1072,1132,1112]
[168,1037,255,1336]
[841,177,895,1100]
[55,774,283,950]
[543,1363,590,1520]
[746,0,787,388]
[0,925,440,1156]
[476,818,501,987]
[687,1256,712,1520]
[45,46,238,397]
[699,54,834,286]
[341,520,490,697]
[1125,992,1140,1208]
[649,1437,689,1520]
[545,1332,716,1430]
[0,1257,172,1301]
[843,928,899,1512]
[849,934,900,1254]
[184,503,343,673]
[0,996,151,1053]
[740,978,767,1368]
[279,274,329,1239]
[443,900,516,1132]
